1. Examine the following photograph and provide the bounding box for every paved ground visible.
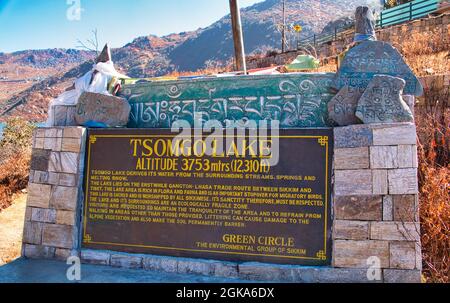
[0,194,26,265]
[0,258,257,283]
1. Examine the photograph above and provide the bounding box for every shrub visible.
[416,107,450,283]
[0,117,34,211]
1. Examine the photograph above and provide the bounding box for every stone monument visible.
[21,8,422,282]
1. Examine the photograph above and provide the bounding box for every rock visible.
[96,44,111,63]
[75,92,131,127]
[328,86,364,126]
[354,6,377,42]
[335,41,423,96]
[356,75,414,124]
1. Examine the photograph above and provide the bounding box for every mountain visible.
[118,0,379,76]
[0,49,95,69]
[0,0,379,121]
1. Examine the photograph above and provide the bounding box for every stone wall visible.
[22,127,86,260]
[22,123,421,282]
[332,122,421,283]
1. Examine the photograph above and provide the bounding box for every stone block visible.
[334,195,382,221]
[81,250,111,265]
[44,128,58,138]
[372,123,416,146]
[111,254,143,269]
[34,137,44,149]
[334,170,372,196]
[390,242,416,269]
[62,138,82,153]
[50,186,78,211]
[42,224,75,249]
[27,183,51,208]
[333,220,369,240]
[393,195,417,222]
[23,221,43,245]
[383,269,421,283]
[143,255,178,273]
[334,147,369,170]
[372,170,388,195]
[177,259,215,276]
[31,208,56,224]
[398,145,415,168]
[55,248,75,261]
[35,128,46,138]
[291,267,379,283]
[48,152,79,174]
[370,222,420,241]
[23,244,55,259]
[383,196,393,221]
[44,137,62,151]
[333,240,389,268]
[56,210,76,226]
[24,207,32,221]
[75,92,131,127]
[63,127,86,139]
[212,262,239,278]
[238,263,293,281]
[30,149,51,172]
[334,124,373,148]
[370,146,398,169]
[388,169,418,194]
[58,173,77,187]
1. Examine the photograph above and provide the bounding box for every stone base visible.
[80,249,421,283]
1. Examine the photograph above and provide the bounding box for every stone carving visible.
[328,86,364,126]
[354,6,377,42]
[75,92,131,127]
[334,41,423,96]
[355,75,414,124]
[120,74,336,128]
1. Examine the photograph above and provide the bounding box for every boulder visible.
[355,75,414,124]
[75,92,131,127]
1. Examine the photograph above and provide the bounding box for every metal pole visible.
[282,0,286,53]
[229,0,247,74]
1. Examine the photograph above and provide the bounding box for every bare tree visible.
[76,29,100,54]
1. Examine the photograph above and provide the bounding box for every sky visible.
[0,0,264,53]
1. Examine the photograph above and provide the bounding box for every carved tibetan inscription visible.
[119,74,336,128]
[82,129,333,265]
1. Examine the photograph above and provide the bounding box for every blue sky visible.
[0,0,263,53]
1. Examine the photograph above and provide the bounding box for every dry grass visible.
[394,28,450,77]
[0,117,34,211]
[416,106,450,283]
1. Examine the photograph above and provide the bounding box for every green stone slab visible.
[119,73,336,128]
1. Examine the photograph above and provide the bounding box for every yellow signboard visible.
[293,24,302,32]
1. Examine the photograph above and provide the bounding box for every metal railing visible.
[297,0,444,50]
[378,0,443,27]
